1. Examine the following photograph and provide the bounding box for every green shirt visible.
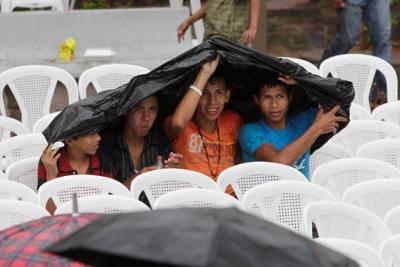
[203,0,249,43]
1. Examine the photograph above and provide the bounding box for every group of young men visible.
[37,55,346,213]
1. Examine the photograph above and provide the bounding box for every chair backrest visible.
[217,162,311,201]
[0,65,78,130]
[329,120,400,155]
[384,206,400,235]
[380,235,400,267]
[54,195,149,215]
[78,64,150,99]
[343,179,400,220]
[5,156,40,192]
[1,0,64,12]
[242,181,336,234]
[312,158,400,199]
[0,179,38,203]
[317,238,385,267]
[130,168,220,207]
[32,112,60,133]
[319,54,398,112]
[372,101,400,126]
[153,188,242,210]
[0,116,30,142]
[310,142,352,176]
[0,133,47,172]
[280,57,320,75]
[350,103,371,120]
[0,200,50,231]
[37,175,131,208]
[304,201,391,250]
[356,139,400,170]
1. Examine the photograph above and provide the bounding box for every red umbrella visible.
[0,213,100,266]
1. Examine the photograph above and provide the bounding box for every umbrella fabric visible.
[0,213,99,266]
[43,37,354,152]
[48,208,359,267]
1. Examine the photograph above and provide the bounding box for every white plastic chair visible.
[1,0,64,12]
[153,188,242,210]
[280,57,321,76]
[130,168,220,207]
[350,103,372,120]
[320,54,398,112]
[343,179,400,220]
[372,101,400,126]
[189,0,204,46]
[384,206,400,235]
[54,195,149,215]
[0,65,78,130]
[310,142,352,176]
[329,120,400,155]
[242,181,336,234]
[0,116,30,142]
[217,162,310,201]
[0,133,47,172]
[0,200,50,231]
[32,112,60,133]
[312,158,400,199]
[37,175,131,209]
[5,156,40,192]
[0,179,38,203]
[356,139,400,170]
[380,235,400,267]
[317,238,385,267]
[304,201,391,250]
[78,64,150,99]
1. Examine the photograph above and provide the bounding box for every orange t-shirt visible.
[172,110,242,186]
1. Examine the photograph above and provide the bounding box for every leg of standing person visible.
[320,3,363,62]
[364,0,391,101]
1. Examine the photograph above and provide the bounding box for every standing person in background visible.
[321,0,391,105]
[321,0,391,63]
[177,0,260,44]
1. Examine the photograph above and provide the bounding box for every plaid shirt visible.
[37,147,113,190]
[203,0,249,42]
[98,118,173,183]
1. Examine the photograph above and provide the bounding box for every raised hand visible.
[312,105,348,135]
[165,152,183,168]
[41,144,61,180]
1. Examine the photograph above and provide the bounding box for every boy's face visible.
[126,96,158,138]
[67,132,101,155]
[254,84,292,127]
[195,79,231,123]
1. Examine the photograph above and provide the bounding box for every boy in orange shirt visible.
[163,56,242,192]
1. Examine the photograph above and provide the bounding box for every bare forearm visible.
[255,125,322,165]
[248,0,260,31]
[187,4,206,24]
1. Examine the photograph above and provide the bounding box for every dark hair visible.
[207,68,230,91]
[252,74,291,97]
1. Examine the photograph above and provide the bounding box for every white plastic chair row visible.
[357,138,400,171]
[381,235,400,267]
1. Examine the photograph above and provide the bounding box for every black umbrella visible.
[43,37,354,151]
[48,208,359,267]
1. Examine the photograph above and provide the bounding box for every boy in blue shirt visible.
[239,75,347,179]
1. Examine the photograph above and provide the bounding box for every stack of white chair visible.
[242,181,336,234]
[304,201,391,250]
[153,188,241,210]
[310,142,352,176]
[312,158,400,199]
[37,175,131,210]
[0,116,29,142]
[217,162,308,201]
[78,64,149,99]
[130,168,220,207]
[320,54,398,113]
[357,139,400,171]
[0,65,78,131]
